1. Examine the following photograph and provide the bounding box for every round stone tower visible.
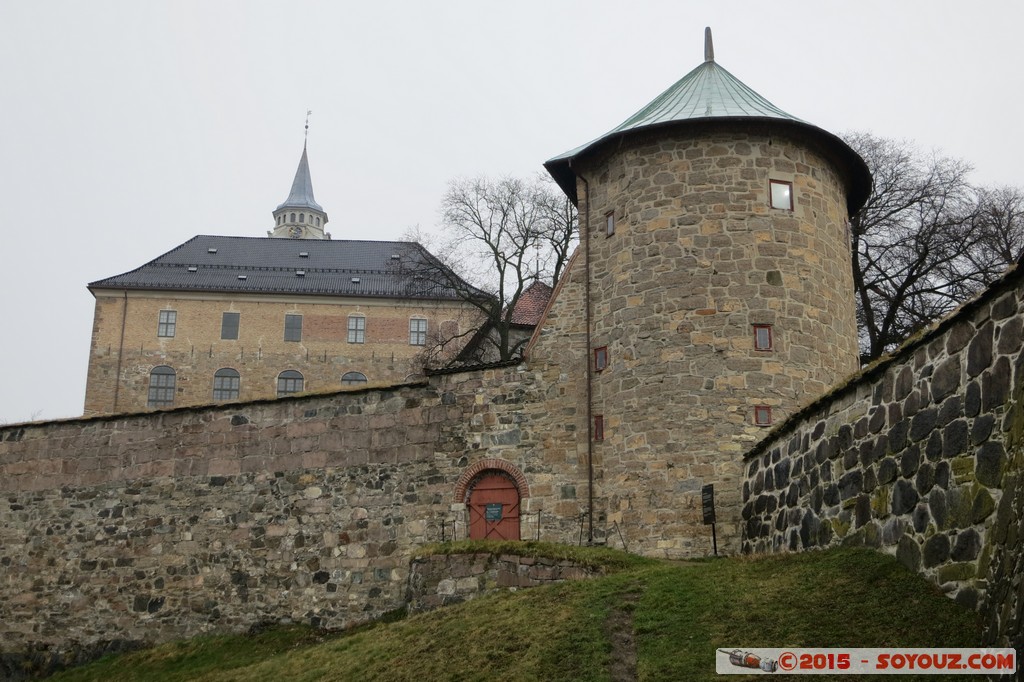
[543,28,871,556]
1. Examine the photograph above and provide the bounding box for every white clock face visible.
[289,226,302,238]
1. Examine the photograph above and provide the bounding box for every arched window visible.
[277,370,304,397]
[148,366,176,408]
[299,213,305,223]
[213,368,240,400]
[277,215,281,225]
[315,216,320,226]
[341,371,367,385]
[290,212,296,222]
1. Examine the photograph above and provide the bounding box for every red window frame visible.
[594,346,609,372]
[594,415,605,441]
[754,405,772,426]
[753,324,773,351]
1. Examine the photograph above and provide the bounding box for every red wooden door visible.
[467,472,521,540]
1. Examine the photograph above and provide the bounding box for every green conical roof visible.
[545,28,870,213]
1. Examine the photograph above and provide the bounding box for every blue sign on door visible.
[485,503,503,521]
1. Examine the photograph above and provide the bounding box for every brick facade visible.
[84,292,479,415]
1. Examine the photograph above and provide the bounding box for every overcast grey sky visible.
[1,1,1022,424]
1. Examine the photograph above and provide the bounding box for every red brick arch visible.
[453,459,530,503]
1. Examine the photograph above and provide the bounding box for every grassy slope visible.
[50,547,982,682]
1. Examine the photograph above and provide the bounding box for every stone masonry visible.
[741,264,1024,650]
[537,127,861,557]
[406,552,598,614]
[1,364,593,665]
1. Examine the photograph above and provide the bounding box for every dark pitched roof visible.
[509,281,553,326]
[88,235,473,301]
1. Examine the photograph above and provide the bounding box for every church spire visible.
[270,113,329,239]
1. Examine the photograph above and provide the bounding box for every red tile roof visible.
[509,281,553,326]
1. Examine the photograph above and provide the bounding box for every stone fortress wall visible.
[741,263,1024,649]
[6,247,1024,663]
[1,366,559,665]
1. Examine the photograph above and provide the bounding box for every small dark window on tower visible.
[284,314,302,342]
[594,346,608,371]
[221,312,240,340]
[605,211,615,236]
[769,180,793,210]
[754,405,772,426]
[290,212,296,222]
[594,415,605,441]
[299,213,305,223]
[753,324,772,351]
[157,310,176,337]
[277,215,281,225]
[316,216,320,226]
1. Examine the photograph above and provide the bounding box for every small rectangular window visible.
[348,315,365,344]
[410,318,427,346]
[221,312,240,340]
[594,346,608,372]
[594,415,605,441]
[754,405,773,426]
[284,314,302,342]
[157,310,176,338]
[605,211,615,236]
[769,180,793,210]
[753,324,772,351]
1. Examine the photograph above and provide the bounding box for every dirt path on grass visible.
[604,591,640,682]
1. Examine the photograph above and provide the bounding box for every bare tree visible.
[847,133,1024,362]
[968,186,1024,281]
[400,175,578,365]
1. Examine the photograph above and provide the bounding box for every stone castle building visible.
[4,29,1024,664]
[83,143,482,415]
[78,29,873,555]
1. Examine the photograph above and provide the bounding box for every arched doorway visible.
[467,471,521,540]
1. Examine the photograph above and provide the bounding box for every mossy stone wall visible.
[742,267,1024,649]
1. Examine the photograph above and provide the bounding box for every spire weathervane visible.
[304,110,312,145]
[704,27,714,62]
